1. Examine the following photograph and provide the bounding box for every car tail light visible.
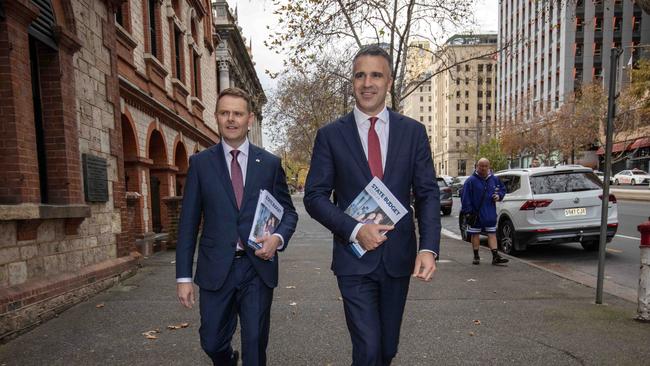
[599,194,617,203]
[607,223,618,228]
[520,199,553,210]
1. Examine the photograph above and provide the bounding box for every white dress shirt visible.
[348,106,437,258]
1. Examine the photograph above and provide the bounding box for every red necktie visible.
[230,150,244,208]
[368,117,383,179]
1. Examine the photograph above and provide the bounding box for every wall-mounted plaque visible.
[82,154,109,203]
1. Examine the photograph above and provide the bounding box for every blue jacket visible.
[460,171,506,227]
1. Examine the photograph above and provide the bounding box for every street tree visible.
[265,58,352,165]
[267,0,475,108]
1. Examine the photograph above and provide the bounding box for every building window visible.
[192,51,201,98]
[420,96,424,102]
[456,130,460,136]
[465,90,469,98]
[456,91,461,98]
[465,116,469,123]
[465,65,470,72]
[478,90,483,97]
[487,64,492,72]
[428,106,432,112]
[487,103,492,110]
[428,116,432,122]
[478,64,483,72]
[173,26,184,81]
[486,77,492,85]
[420,106,424,112]
[465,103,469,111]
[456,104,460,111]
[115,0,131,31]
[147,0,161,59]
[456,79,460,85]
[456,116,460,124]
[478,103,483,110]
[465,129,469,136]
[420,116,424,122]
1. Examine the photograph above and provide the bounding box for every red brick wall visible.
[0,1,40,204]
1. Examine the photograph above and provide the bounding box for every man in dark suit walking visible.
[304,45,441,366]
[176,88,298,366]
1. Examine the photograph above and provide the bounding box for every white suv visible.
[493,166,618,254]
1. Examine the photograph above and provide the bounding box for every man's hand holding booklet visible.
[344,177,407,258]
[248,190,284,261]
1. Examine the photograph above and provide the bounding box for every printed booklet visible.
[248,190,284,253]
[344,177,407,258]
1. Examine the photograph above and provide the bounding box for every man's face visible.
[531,159,540,168]
[477,160,490,177]
[352,55,393,116]
[216,95,253,147]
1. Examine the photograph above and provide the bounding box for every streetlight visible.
[596,43,650,304]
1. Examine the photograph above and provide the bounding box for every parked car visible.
[593,170,614,185]
[410,177,453,216]
[439,175,454,186]
[451,176,469,197]
[459,165,618,254]
[437,177,453,216]
[613,169,650,185]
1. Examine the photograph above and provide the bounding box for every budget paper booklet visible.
[344,177,407,258]
[248,190,284,251]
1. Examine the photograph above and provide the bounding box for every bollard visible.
[637,217,650,322]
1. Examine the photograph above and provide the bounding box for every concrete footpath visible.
[1,198,650,365]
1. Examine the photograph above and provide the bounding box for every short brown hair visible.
[218,87,253,112]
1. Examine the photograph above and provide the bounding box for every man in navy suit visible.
[176,88,298,366]
[304,45,441,365]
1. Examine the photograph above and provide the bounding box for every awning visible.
[630,137,650,150]
[596,141,632,155]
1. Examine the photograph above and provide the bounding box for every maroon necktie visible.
[230,150,243,208]
[368,117,383,179]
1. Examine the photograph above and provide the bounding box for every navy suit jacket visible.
[175,142,298,290]
[304,110,441,278]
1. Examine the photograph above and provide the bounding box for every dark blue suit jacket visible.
[304,110,441,278]
[175,142,298,290]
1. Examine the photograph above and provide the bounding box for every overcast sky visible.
[225,0,499,146]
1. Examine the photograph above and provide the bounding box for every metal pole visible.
[596,47,621,304]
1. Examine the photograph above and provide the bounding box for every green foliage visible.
[478,138,508,172]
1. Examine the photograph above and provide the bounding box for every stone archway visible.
[173,140,188,196]
[121,113,146,242]
[147,128,169,234]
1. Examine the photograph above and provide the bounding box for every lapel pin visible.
[255,159,261,163]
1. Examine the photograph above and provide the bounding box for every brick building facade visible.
[0,0,265,340]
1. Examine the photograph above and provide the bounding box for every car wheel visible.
[498,220,518,255]
[631,179,636,186]
[614,179,619,185]
[581,240,600,251]
[442,207,452,216]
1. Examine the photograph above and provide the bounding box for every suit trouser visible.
[199,255,273,366]
[337,261,410,366]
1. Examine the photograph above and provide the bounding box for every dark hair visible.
[218,87,253,112]
[353,44,393,76]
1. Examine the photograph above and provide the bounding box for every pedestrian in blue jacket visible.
[460,158,509,265]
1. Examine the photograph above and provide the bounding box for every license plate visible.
[565,208,586,216]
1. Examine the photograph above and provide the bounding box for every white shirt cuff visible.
[350,223,364,243]
[419,249,438,258]
[272,233,285,250]
[176,277,192,283]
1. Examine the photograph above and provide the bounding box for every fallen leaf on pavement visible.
[167,323,190,330]
[285,286,296,289]
[170,260,176,264]
[473,320,481,325]
[289,302,297,306]
[337,297,343,301]
[95,303,105,308]
[469,331,475,336]
[467,279,477,282]
[142,329,160,339]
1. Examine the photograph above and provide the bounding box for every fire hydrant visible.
[638,217,650,322]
